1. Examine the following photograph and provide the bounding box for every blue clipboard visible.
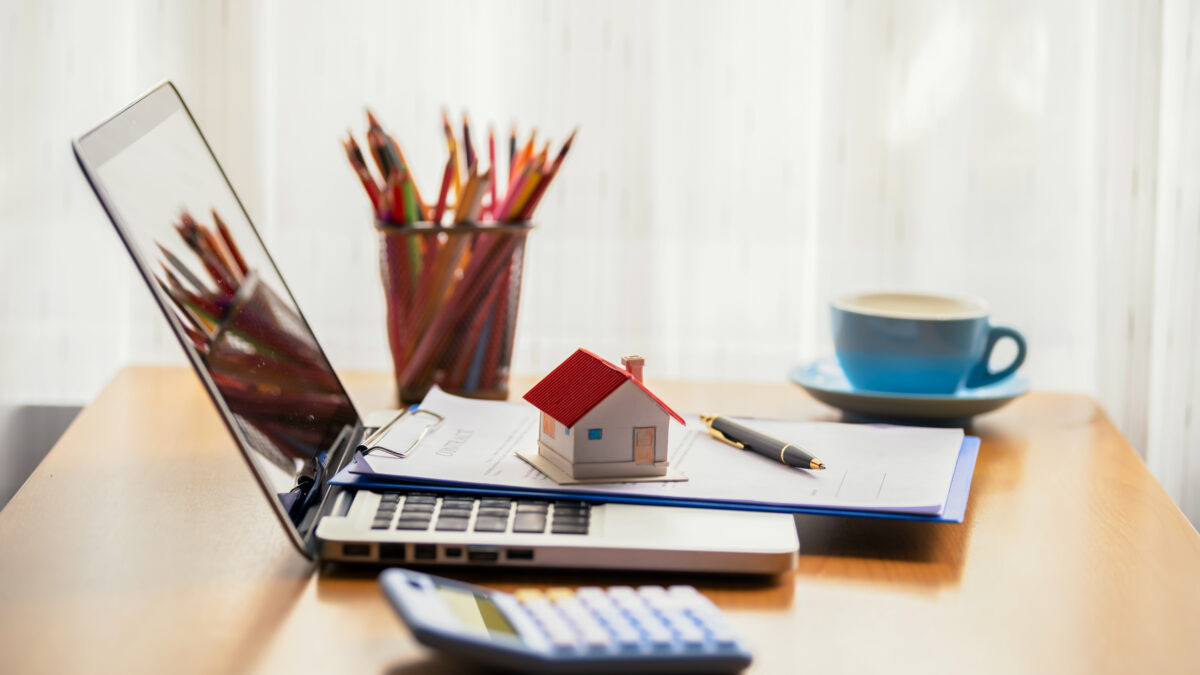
[330,436,980,523]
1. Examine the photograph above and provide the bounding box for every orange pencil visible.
[442,110,462,203]
[504,163,543,222]
[495,162,533,222]
[454,169,480,224]
[508,129,536,189]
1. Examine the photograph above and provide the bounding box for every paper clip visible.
[359,408,445,458]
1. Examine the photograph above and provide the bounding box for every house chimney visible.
[622,355,645,383]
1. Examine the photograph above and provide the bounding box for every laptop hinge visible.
[298,422,364,554]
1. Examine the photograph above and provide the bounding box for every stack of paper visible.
[331,388,980,522]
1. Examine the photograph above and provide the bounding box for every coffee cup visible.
[831,292,1026,394]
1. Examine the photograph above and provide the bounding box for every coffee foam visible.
[834,292,987,320]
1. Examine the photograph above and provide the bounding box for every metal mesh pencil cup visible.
[377,221,532,404]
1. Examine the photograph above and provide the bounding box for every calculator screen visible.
[435,583,518,639]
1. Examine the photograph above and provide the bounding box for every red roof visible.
[523,349,686,428]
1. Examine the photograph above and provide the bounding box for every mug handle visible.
[965,326,1026,388]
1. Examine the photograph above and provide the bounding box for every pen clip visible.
[700,414,745,450]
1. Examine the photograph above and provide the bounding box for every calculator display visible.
[435,582,518,639]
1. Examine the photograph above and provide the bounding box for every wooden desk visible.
[1,366,1198,674]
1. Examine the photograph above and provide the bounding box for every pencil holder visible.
[377,221,533,404]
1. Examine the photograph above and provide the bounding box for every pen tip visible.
[812,460,826,470]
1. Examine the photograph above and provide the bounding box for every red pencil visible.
[211,209,249,277]
[432,155,454,225]
[390,169,406,224]
[343,135,382,215]
[518,129,576,220]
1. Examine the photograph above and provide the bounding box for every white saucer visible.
[788,357,1029,424]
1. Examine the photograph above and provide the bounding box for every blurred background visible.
[1,0,1197,525]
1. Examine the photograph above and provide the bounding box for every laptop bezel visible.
[72,80,361,560]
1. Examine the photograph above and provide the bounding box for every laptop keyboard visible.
[372,493,591,535]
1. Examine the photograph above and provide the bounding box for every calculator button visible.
[394,518,430,530]
[514,589,545,603]
[546,629,581,652]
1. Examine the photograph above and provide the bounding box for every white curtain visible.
[2,0,1197,524]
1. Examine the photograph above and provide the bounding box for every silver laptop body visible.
[72,81,798,575]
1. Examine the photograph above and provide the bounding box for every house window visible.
[542,412,555,438]
[588,428,602,440]
[565,426,570,435]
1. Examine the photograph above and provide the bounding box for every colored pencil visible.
[211,209,249,277]
[462,113,476,169]
[487,125,497,216]
[442,110,462,204]
[341,110,576,397]
[343,135,382,215]
[432,155,454,225]
[508,124,517,183]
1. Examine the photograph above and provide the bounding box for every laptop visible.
[72,81,798,574]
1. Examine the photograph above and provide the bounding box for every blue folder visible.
[329,435,980,523]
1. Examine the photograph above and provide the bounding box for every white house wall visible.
[571,380,670,465]
[539,413,575,463]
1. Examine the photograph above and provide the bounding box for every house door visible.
[633,427,655,465]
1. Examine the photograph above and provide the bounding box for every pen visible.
[699,415,826,470]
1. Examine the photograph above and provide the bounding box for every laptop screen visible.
[74,83,359,536]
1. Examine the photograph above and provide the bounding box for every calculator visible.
[379,568,754,673]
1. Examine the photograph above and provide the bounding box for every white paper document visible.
[355,387,967,515]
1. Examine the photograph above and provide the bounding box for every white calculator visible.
[379,568,754,673]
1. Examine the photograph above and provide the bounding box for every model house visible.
[523,349,686,480]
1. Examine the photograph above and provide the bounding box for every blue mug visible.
[831,292,1026,394]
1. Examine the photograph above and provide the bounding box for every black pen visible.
[699,415,826,470]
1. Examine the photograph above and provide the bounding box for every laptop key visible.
[513,513,547,533]
[436,517,469,532]
[552,517,589,528]
[477,507,511,518]
[551,523,589,535]
[473,516,509,532]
